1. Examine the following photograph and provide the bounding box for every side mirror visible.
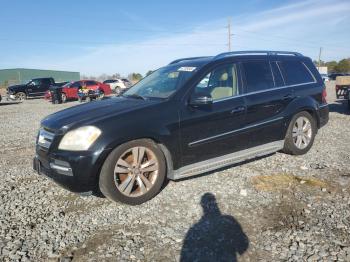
[189,93,213,107]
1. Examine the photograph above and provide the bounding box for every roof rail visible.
[214,50,303,60]
[169,56,211,65]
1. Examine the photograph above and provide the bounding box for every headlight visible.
[58,126,101,151]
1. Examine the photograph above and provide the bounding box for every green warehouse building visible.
[0,68,80,87]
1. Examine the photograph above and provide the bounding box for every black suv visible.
[33,51,329,205]
[7,77,62,100]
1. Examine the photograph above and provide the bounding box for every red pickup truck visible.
[45,80,112,102]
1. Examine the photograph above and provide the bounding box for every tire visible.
[61,93,67,103]
[283,111,317,155]
[16,92,27,101]
[99,139,166,205]
[98,90,105,99]
[115,87,122,95]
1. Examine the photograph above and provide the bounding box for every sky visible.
[0,0,349,76]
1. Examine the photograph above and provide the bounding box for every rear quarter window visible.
[278,60,315,85]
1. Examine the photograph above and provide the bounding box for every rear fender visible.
[283,96,320,132]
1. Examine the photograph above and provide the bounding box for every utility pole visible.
[318,47,322,70]
[227,18,231,51]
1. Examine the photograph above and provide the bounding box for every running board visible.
[168,141,284,180]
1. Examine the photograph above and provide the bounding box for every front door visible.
[26,79,43,97]
[179,63,247,167]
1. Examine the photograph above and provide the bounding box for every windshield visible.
[123,65,197,99]
[63,82,73,87]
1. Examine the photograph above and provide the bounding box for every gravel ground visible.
[0,82,349,262]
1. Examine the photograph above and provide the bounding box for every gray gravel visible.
[0,82,349,262]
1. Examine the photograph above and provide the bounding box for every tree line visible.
[81,71,155,83]
[314,58,350,73]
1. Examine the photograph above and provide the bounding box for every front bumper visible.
[6,93,16,100]
[33,146,107,193]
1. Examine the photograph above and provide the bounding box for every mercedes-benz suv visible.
[33,51,329,205]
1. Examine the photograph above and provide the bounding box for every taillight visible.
[322,87,327,103]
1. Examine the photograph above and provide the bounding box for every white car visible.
[103,79,130,94]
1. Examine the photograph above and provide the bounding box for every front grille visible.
[37,128,55,149]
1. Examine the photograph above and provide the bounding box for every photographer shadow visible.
[180,193,249,262]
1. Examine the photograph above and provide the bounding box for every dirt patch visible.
[251,173,332,193]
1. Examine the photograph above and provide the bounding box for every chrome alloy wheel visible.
[114,146,159,197]
[292,116,312,150]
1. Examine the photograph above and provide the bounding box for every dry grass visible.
[251,173,330,192]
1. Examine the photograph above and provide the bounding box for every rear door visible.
[241,59,293,148]
[38,78,52,94]
[179,62,247,166]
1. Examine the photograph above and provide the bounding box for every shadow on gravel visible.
[328,100,349,115]
[180,193,249,262]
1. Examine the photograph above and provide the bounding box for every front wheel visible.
[16,92,27,101]
[283,111,316,155]
[99,139,166,205]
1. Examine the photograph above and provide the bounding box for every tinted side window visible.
[86,81,97,86]
[271,62,285,87]
[278,60,314,85]
[242,61,274,93]
[71,81,82,88]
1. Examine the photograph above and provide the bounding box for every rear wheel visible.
[16,92,26,101]
[98,90,105,99]
[283,111,316,155]
[99,139,166,205]
[115,87,122,95]
[61,93,67,103]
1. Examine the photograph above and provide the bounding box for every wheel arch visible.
[92,136,175,194]
[284,97,321,132]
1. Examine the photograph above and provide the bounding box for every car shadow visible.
[328,100,349,115]
[180,193,249,262]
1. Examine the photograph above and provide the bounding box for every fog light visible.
[50,159,73,176]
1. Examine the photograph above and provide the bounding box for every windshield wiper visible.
[123,94,146,100]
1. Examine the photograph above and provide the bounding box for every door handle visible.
[231,106,246,114]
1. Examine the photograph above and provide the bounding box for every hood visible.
[8,84,26,91]
[41,97,158,132]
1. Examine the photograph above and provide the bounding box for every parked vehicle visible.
[77,88,102,103]
[335,76,350,108]
[7,78,67,101]
[328,73,345,81]
[33,51,329,205]
[45,80,112,102]
[103,79,129,94]
[320,74,329,82]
